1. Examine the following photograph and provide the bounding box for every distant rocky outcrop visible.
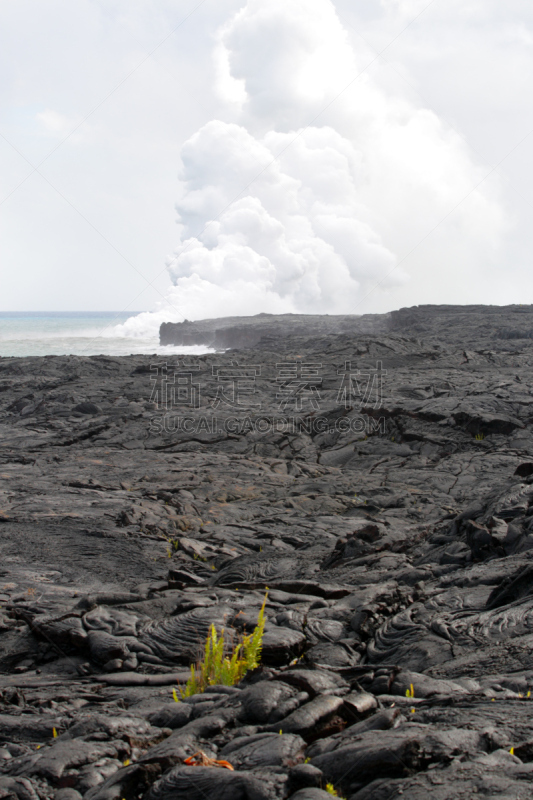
[389,303,533,342]
[160,304,533,350]
[159,312,390,349]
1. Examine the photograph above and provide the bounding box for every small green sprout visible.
[178,590,268,698]
[405,683,415,698]
[475,433,485,441]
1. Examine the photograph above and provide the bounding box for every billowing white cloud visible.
[5,0,533,318]
[118,0,506,337]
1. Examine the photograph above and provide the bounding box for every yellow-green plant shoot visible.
[178,590,268,698]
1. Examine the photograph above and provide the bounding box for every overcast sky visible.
[2,0,533,320]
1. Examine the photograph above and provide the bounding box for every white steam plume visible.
[118,0,505,338]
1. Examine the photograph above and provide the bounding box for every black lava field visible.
[3,304,533,799]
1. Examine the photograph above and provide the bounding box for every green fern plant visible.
[178,590,268,698]
[324,784,346,799]
[242,589,267,670]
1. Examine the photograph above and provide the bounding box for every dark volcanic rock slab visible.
[145,765,284,800]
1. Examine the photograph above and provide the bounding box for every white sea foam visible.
[0,314,213,357]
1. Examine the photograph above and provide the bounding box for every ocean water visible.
[0,312,213,358]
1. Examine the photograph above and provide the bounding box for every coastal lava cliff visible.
[2,304,533,798]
